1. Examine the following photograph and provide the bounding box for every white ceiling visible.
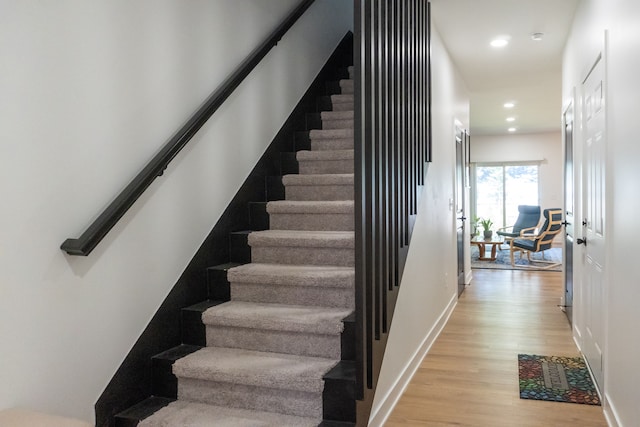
[430,0,580,135]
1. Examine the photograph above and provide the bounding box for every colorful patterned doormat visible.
[518,354,601,405]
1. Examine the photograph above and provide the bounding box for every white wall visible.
[368,25,469,426]
[471,132,564,215]
[563,0,640,425]
[0,0,353,422]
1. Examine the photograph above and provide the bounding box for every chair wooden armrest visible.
[518,226,538,238]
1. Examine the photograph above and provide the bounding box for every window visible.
[474,163,539,229]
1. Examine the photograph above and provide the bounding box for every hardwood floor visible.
[385,269,607,427]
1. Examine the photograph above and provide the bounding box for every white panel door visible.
[581,54,606,390]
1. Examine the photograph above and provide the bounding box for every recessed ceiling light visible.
[531,32,544,41]
[506,117,516,122]
[504,102,515,108]
[508,127,517,132]
[490,38,509,48]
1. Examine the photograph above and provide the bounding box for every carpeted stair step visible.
[172,346,337,418]
[227,263,355,308]
[297,149,354,175]
[321,110,354,121]
[348,65,354,79]
[248,230,355,266]
[283,173,354,201]
[309,128,354,141]
[267,200,354,231]
[330,94,354,112]
[321,110,354,130]
[139,400,319,427]
[307,127,354,151]
[202,301,352,358]
[311,138,354,151]
[339,79,354,94]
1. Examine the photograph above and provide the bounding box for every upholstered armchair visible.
[496,205,541,243]
[509,208,563,269]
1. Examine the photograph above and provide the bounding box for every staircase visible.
[116,66,356,426]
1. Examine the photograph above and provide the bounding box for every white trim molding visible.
[368,293,458,427]
[603,393,622,427]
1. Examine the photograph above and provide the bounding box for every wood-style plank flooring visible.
[385,269,607,427]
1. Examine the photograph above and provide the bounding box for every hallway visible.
[385,269,607,426]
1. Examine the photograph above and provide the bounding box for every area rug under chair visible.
[471,246,563,272]
[517,354,601,405]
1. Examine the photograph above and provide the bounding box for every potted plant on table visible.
[480,218,493,239]
[471,216,481,237]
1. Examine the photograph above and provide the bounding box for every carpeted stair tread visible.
[331,94,354,104]
[309,128,354,140]
[282,173,354,186]
[173,346,336,393]
[322,119,354,130]
[248,230,354,249]
[297,149,354,161]
[202,301,351,334]
[282,174,354,201]
[266,200,354,231]
[139,400,319,427]
[267,200,353,214]
[226,263,355,308]
[311,138,354,151]
[321,110,354,121]
[339,79,354,94]
[296,150,354,175]
[228,263,354,287]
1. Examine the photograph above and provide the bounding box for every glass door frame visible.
[470,161,541,230]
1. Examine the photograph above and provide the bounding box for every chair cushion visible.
[497,230,518,238]
[512,205,541,233]
[512,238,536,251]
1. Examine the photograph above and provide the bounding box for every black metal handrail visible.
[61,0,316,256]
[354,0,431,410]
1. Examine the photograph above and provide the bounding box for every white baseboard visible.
[367,293,458,427]
[603,393,622,427]
[465,270,473,285]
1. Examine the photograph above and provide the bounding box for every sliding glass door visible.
[475,164,539,229]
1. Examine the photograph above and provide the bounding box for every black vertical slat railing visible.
[354,0,431,409]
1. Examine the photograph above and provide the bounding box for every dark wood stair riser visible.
[341,313,356,361]
[229,231,251,263]
[323,361,357,423]
[248,202,270,231]
[181,300,226,346]
[325,81,343,95]
[293,131,312,151]
[319,420,356,427]
[151,345,202,399]
[306,112,323,130]
[206,264,232,301]
[114,396,175,427]
[266,175,285,201]
[279,152,299,175]
[316,95,334,112]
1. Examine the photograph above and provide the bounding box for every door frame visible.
[562,99,575,325]
[454,122,470,296]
